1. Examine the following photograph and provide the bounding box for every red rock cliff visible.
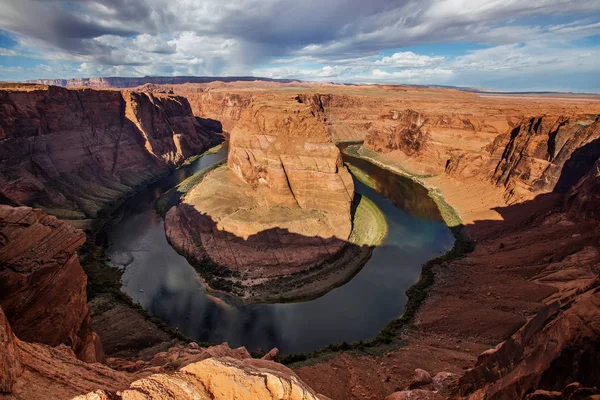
[0,84,216,226]
[489,114,600,200]
[0,205,102,363]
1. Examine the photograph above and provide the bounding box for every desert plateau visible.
[1,1,600,399]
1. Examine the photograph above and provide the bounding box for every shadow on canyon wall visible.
[554,137,600,193]
[167,200,372,297]
[452,190,600,398]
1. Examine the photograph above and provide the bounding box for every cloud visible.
[0,0,598,91]
[374,52,444,67]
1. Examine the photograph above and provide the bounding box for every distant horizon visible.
[4,74,600,95]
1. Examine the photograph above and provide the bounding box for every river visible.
[104,143,454,354]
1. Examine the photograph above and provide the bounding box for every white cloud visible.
[374,52,445,67]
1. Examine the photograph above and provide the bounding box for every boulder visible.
[409,368,433,389]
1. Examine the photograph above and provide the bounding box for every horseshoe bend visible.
[1,34,600,400]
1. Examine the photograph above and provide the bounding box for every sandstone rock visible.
[3,318,133,399]
[489,115,600,201]
[74,357,326,400]
[365,109,429,156]
[0,205,101,362]
[409,368,433,389]
[0,306,22,393]
[164,96,357,299]
[261,347,280,362]
[567,158,600,220]
[431,372,455,392]
[227,98,354,219]
[525,390,564,400]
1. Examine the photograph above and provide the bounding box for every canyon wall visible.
[0,205,102,362]
[489,114,600,199]
[362,107,600,201]
[0,84,217,227]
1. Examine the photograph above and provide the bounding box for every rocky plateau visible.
[1,81,600,399]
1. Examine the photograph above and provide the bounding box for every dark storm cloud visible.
[0,0,141,55]
[2,0,600,60]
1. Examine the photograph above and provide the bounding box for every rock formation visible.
[0,205,102,362]
[489,114,600,200]
[365,109,430,156]
[164,96,360,300]
[227,98,354,219]
[2,81,600,400]
[0,84,217,228]
[0,306,21,393]
[567,158,600,220]
[0,303,133,399]
[2,300,322,400]
[74,357,327,400]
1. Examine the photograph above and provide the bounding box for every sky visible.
[0,0,599,92]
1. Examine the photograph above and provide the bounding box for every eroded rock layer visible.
[0,205,102,362]
[75,357,326,400]
[227,98,354,220]
[0,84,216,228]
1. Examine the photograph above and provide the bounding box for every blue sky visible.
[0,0,599,92]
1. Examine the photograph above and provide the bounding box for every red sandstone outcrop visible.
[0,205,102,362]
[0,304,132,399]
[0,84,216,227]
[365,109,430,156]
[228,98,354,218]
[0,306,21,393]
[489,115,600,200]
[362,108,600,202]
[3,301,318,400]
[568,158,600,220]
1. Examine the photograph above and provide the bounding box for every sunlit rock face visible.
[74,357,327,400]
[228,98,354,223]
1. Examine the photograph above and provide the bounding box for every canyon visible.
[0,81,599,399]
[0,83,218,230]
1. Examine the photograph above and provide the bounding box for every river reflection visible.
[104,143,454,354]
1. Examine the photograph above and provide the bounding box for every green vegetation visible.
[180,143,224,166]
[348,194,387,246]
[346,163,378,189]
[155,159,226,215]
